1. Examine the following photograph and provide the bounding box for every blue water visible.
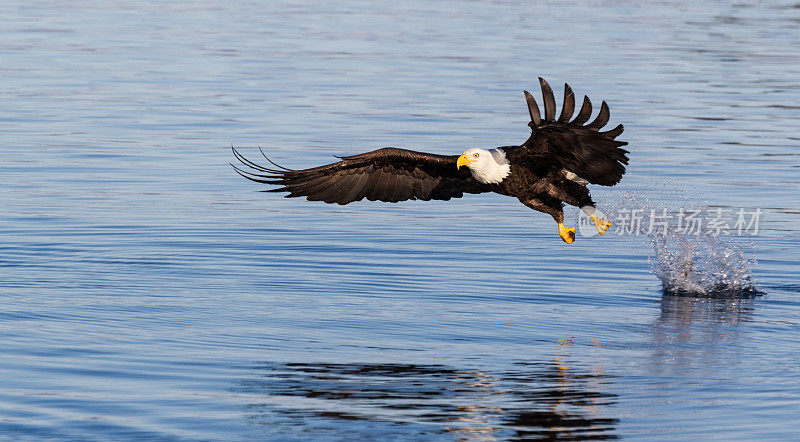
[1,1,799,439]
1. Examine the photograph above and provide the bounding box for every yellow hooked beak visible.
[456,154,475,169]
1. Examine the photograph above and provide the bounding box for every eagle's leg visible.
[547,181,612,235]
[520,196,575,244]
[587,209,613,234]
[557,223,576,244]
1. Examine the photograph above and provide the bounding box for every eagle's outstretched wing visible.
[232,147,491,205]
[518,78,629,186]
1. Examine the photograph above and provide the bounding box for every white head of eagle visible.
[457,148,511,184]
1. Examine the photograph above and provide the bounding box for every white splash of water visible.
[649,229,759,297]
[602,191,760,297]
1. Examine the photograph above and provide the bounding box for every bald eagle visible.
[232,78,629,244]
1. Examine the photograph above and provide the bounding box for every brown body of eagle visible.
[232,78,629,243]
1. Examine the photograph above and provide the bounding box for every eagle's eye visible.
[473,153,479,158]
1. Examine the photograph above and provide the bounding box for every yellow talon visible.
[590,215,612,235]
[558,223,576,244]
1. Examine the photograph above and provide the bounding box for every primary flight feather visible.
[232,78,629,243]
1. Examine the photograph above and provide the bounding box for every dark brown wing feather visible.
[520,78,629,186]
[232,147,491,205]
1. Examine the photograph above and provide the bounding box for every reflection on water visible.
[651,292,756,374]
[658,292,756,326]
[239,361,618,440]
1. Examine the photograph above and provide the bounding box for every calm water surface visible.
[1,1,799,440]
